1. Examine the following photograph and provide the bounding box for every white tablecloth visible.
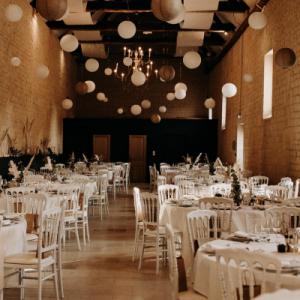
[160,205,266,274]
[0,219,27,290]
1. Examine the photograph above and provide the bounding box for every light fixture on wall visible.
[204,98,216,120]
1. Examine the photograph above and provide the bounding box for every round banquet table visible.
[0,219,27,289]
[159,204,265,274]
[192,239,300,299]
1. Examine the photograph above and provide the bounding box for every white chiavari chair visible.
[210,183,232,197]
[249,176,269,196]
[294,179,300,198]
[174,175,187,186]
[178,180,195,198]
[265,185,288,201]
[158,184,179,206]
[132,187,143,262]
[278,177,294,199]
[157,175,167,187]
[5,187,35,213]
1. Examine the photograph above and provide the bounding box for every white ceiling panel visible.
[68,0,86,13]
[81,44,108,59]
[184,0,219,11]
[73,30,102,41]
[181,12,214,29]
[64,12,94,25]
[176,31,204,47]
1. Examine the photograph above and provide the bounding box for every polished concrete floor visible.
[5,186,172,300]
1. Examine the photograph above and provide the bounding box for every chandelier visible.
[112,46,158,87]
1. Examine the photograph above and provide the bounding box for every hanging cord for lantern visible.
[238,35,244,120]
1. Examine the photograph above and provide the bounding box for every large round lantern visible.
[141,99,151,109]
[248,12,267,30]
[85,58,99,72]
[62,98,73,110]
[36,64,50,79]
[166,92,175,101]
[158,65,176,82]
[96,92,106,101]
[131,71,146,86]
[275,48,297,68]
[85,81,96,93]
[159,106,167,113]
[123,57,133,67]
[183,51,201,69]
[152,0,184,22]
[131,105,142,116]
[117,108,124,115]
[117,21,136,39]
[175,89,186,100]
[104,68,113,76]
[167,8,185,24]
[75,81,88,95]
[222,83,237,98]
[60,34,79,52]
[5,4,23,22]
[10,57,21,67]
[151,114,161,124]
[36,0,68,21]
[175,82,187,92]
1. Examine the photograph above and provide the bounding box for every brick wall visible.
[0,0,76,155]
[75,58,209,119]
[209,0,300,183]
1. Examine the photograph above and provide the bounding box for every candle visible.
[123,46,127,56]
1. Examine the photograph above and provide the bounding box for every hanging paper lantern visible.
[166,93,175,101]
[131,71,146,86]
[167,8,185,24]
[85,58,99,72]
[158,65,176,82]
[117,108,124,115]
[131,104,142,116]
[96,92,106,101]
[160,77,166,82]
[222,83,237,98]
[60,34,79,52]
[243,73,253,83]
[104,68,113,76]
[141,99,151,109]
[204,98,216,109]
[75,81,88,95]
[159,106,167,113]
[123,57,133,67]
[5,4,23,22]
[62,98,73,110]
[36,0,68,21]
[103,97,108,103]
[275,48,297,68]
[85,81,96,93]
[36,64,50,79]
[175,89,186,100]
[151,114,161,124]
[183,51,201,69]
[152,0,184,22]
[117,21,136,39]
[175,82,187,92]
[248,12,267,30]
[10,57,21,67]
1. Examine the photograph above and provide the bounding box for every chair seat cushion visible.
[5,252,54,266]
[26,233,38,241]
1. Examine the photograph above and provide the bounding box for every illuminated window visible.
[221,96,227,130]
[263,49,273,119]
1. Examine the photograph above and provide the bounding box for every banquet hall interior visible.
[1,0,300,299]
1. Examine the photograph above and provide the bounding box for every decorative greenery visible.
[231,169,242,206]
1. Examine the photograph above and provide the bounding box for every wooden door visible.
[129,135,147,182]
[93,135,111,162]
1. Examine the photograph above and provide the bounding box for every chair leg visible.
[53,264,60,300]
[132,224,139,262]
[19,269,24,300]
[38,269,42,300]
[138,234,145,271]
[0,289,3,300]
[155,236,160,274]
[75,222,81,251]
[82,222,86,245]
[86,221,90,242]
[100,204,103,220]
[57,247,64,298]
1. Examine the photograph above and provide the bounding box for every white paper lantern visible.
[141,99,151,109]
[62,98,73,110]
[104,68,113,76]
[131,71,146,86]
[5,4,23,22]
[117,21,136,39]
[123,57,133,67]
[85,80,96,93]
[159,106,167,113]
[103,97,108,103]
[131,104,142,116]
[222,83,237,98]
[60,34,79,52]
[10,57,21,67]
[167,8,185,24]
[36,64,50,79]
[96,92,106,101]
[160,77,166,82]
[85,58,99,72]
[204,98,216,109]
[183,51,201,69]
[175,82,187,92]
[175,89,186,100]
[248,12,267,30]
[117,108,124,114]
[166,92,175,101]
[152,0,184,22]
[243,73,253,83]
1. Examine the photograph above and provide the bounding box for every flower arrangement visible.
[231,169,242,206]
[8,160,20,179]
